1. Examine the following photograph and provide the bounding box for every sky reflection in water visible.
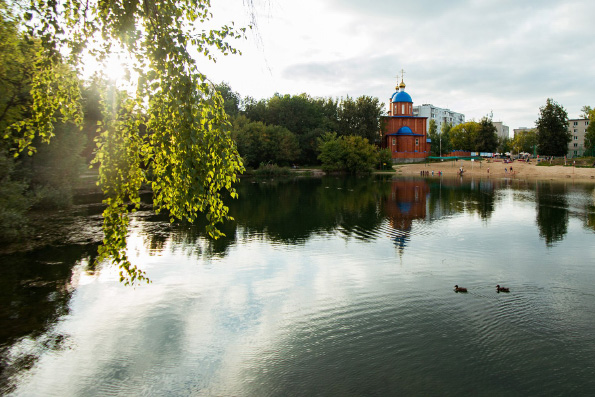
[3,176,595,396]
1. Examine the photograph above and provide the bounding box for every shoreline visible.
[391,160,595,182]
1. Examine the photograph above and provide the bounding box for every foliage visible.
[536,98,570,156]
[337,95,385,144]
[440,122,453,154]
[317,132,379,174]
[498,136,511,154]
[377,148,392,170]
[427,119,441,156]
[21,122,87,208]
[511,129,537,154]
[0,151,31,241]
[215,82,242,118]
[252,163,291,177]
[231,115,300,167]
[4,0,249,284]
[449,121,478,151]
[0,4,36,137]
[475,117,499,153]
[242,93,385,164]
[583,106,595,154]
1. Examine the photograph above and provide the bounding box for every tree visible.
[583,106,595,156]
[440,122,453,155]
[317,133,379,174]
[230,115,300,167]
[511,129,537,155]
[215,82,242,118]
[4,0,249,284]
[498,136,511,154]
[337,95,385,144]
[535,99,570,156]
[475,117,499,153]
[450,121,479,152]
[427,119,441,156]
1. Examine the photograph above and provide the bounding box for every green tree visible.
[215,82,242,118]
[0,4,36,136]
[4,0,249,284]
[317,133,379,174]
[231,115,300,167]
[450,121,479,151]
[427,119,440,156]
[582,106,595,155]
[511,129,537,154]
[475,117,499,152]
[440,122,453,155]
[535,99,570,156]
[337,95,385,144]
[498,136,512,154]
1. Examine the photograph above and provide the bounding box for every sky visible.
[196,0,595,134]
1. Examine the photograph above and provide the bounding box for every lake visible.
[2,175,595,395]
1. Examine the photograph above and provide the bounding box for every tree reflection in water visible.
[0,244,99,394]
[2,175,592,394]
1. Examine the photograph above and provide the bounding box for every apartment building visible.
[568,118,590,157]
[412,104,464,133]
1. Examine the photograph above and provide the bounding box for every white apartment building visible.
[412,104,464,133]
[493,122,510,140]
[567,118,590,157]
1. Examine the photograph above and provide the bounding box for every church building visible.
[382,77,430,162]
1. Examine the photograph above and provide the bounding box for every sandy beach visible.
[393,159,595,182]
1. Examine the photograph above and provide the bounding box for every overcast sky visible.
[200,0,595,134]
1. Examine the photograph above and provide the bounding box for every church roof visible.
[386,126,424,137]
[391,90,412,103]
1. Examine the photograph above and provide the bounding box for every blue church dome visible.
[391,90,412,103]
[396,126,414,135]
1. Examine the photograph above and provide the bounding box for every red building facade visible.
[382,79,430,162]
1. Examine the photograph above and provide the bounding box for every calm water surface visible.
[2,176,595,396]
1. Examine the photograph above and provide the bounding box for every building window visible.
[402,104,405,114]
[574,151,578,155]
[574,143,578,147]
[574,129,577,133]
[392,138,396,146]
[574,136,578,140]
[574,121,578,126]
[415,138,419,146]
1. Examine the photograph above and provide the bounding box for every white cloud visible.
[203,0,595,130]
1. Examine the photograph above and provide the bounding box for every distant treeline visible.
[216,83,386,166]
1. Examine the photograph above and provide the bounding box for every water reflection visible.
[2,176,595,395]
[382,179,429,250]
[535,182,569,246]
[0,244,98,394]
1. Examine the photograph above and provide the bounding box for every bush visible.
[377,148,392,170]
[317,133,379,174]
[253,163,291,177]
[0,153,32,241]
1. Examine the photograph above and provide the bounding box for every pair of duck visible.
[454,285,510,293]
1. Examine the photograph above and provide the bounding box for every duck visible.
[454,285,468,293]
[496,285,510,293]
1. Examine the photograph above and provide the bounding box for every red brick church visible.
[382,77,430,162]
